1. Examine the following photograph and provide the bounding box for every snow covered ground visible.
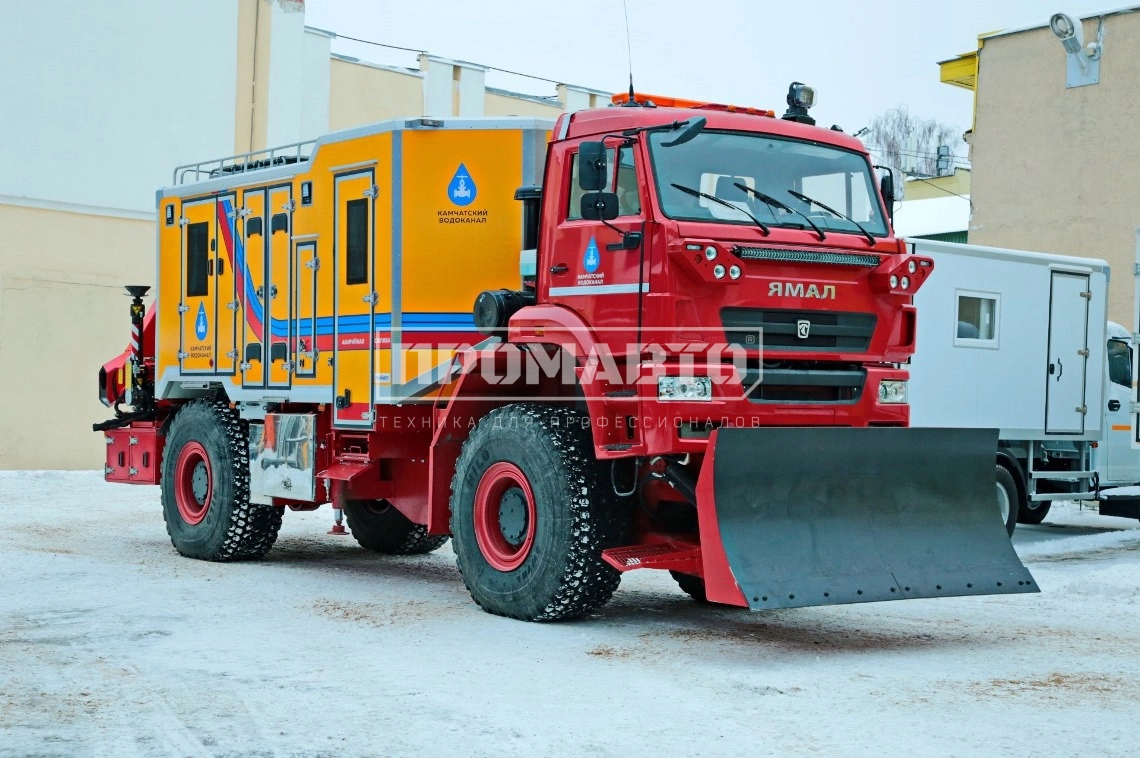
[1,471,1138,757]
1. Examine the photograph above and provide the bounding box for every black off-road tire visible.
[996,464,1019,537]
[670,571,710,603]
[450,403,628,622]
[343,499,449,555]
[161,399,283,561]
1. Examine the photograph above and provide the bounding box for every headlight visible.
[908,260,917,274]
[658,376,713,402]
[728,265,741,280]
[705,246,718,261]
[900,276,910,290]
[713,264,726,279]
[878,380,908,404]
[890,274,899,288]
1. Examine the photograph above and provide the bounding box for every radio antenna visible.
[622,0,637,105]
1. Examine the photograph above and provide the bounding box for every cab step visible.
[601,542,700,573]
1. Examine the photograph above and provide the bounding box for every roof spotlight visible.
[782,82,817,126]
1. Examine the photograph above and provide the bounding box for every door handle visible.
[1109,399,1121,412]
[1055,359,1063,379]
[269,284,278,299]
[550,264,568,275]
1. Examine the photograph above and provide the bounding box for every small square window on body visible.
[955,291,999,346]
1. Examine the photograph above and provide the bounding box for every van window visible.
[1108,339,1132,388]
[955,292,998,346]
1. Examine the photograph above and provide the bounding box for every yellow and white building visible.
[938,5,1140,326]
[0,0,607,469]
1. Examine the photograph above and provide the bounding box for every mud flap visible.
[698,427,1038,610]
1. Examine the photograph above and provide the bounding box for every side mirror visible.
[878,166,903,220]
[581,192,619,221]
[578,142,608,191]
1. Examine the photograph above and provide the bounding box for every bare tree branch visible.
[861,106,968,176]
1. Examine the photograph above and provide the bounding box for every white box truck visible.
[908,239,1111,534]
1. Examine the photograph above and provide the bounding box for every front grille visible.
[741,366,865,404]
[734,247,880,267]
[722,308,877,352]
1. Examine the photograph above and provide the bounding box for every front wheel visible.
[450,404,628,621]
[996,465,1018,537]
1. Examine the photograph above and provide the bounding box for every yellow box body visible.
[155,118,551,428]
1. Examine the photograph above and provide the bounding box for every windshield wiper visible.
[734,182,825,242]
[787,189,876,247]
[670,183,770,235]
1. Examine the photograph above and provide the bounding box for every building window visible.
[185,222,209,297]
[955,291,999,347]
[345,198,368,285]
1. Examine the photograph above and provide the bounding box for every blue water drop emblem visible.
[195,302,208,341]
[583,237,600,273]
[447,163,477,207]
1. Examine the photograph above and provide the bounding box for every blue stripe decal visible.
[222,195,476,340]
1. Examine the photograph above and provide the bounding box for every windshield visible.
[647,130,889,237]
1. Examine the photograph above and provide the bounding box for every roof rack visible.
[173,139,318,185]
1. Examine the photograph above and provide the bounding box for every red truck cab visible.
[502,93,929,460]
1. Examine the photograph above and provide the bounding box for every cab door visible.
[548,145,646,349]
[1101,338,1140,483]
[332,171,376,428]
[266,186,294,388]
[239,189,268,388]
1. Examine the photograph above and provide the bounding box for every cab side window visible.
[1108,339,1132,388]
[567,147,641,220]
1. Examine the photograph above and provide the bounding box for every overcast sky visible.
[304,0,1120,141]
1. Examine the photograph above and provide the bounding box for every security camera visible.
[1050,13,1085,55]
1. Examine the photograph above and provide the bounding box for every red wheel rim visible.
[174,441,212,526]
[473,461,536,571]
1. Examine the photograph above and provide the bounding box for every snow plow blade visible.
[698,427,1037,610]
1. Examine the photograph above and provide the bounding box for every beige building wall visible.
[484,92,562,118]
[0,203,153,469]
[969,12,1140,326]
[0,2,604,470]
[328,57,423,131]
[905,168,971,201]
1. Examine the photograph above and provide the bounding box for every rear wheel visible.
[995,465,1018,537]
[161,400,283,561]
[670,571,710,603]
[343,499,448,555]
[450,403,627,621]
